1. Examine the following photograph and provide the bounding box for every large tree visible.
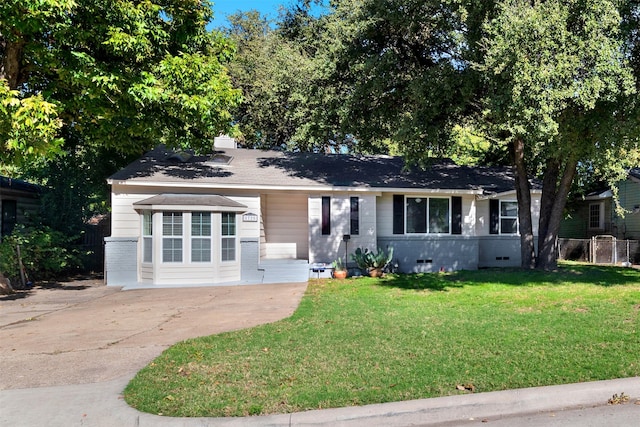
[224,10,314,150]
[328,0,639,270]
[0,0,241,167]
[479,0,637,269]
[224,1,364,153]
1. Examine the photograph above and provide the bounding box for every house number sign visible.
[242,213,258,222]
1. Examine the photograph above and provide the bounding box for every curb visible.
[125,377,640,426]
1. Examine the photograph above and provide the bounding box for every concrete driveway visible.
[0,279,307,390]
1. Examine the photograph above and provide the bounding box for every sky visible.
[210,0,291,27]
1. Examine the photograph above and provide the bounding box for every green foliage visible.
[331,257,346,271]
[223,4,362,152]
[351,246,394,271]
[0,0,241,166]
[0,225,82,283]
[20,147,128,235]
[479,0,635,160]
[224,10,316,150]
[0,81,64,166]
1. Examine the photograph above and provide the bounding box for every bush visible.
[0,225,83,284]
[351,247,394,271]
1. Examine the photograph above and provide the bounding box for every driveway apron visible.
[0,280,307,390]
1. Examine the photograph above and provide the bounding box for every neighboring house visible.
[560,169,640,240]
[0,176,41,239]
[105,139,542,287]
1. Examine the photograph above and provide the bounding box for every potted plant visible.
[351,247,394,277]
[332,257,348,279]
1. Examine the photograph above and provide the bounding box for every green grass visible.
[124,263,640,417]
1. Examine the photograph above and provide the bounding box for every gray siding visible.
[378,236,479,273]
[477,236,523,268]
[614,179,640,239]
[104,237,138,286]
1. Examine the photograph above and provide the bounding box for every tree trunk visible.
[0,36,25,90]
[536,157,578,270]
[537,158,560,251]
[512,137,536,269]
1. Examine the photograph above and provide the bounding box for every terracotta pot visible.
[333,270,348,279]
[368,268,383,278]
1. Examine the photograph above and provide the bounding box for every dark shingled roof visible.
[0,176,41,194]
[629,168,640,181]
[109,145,538,195]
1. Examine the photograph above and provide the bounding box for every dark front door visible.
[2,199,17,237]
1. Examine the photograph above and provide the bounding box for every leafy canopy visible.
[0,0,241,166]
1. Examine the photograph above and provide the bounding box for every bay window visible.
[191,212,211,262]
[162,212,183,262]
[221,212,236,261]
[142,211,153,263]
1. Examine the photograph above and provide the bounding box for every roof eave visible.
[110,180,485,195]
[477,189,542,200]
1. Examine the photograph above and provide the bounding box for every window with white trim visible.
[142,211,153,263]
[191,212,211,262]
[500,201,518,234]
[589,203,604,229]
[406,197,450,234]
[221,212,236,261]
[162,212,183,262]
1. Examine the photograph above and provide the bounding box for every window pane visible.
[142,211,153,263]
[501,218,518,234]
[163,212,182,236]
[192,212,211,236]
[501,202,518,218]
[143,237,152,263]
[163,238,182,262]
[589,204,601,228]
[429,198,450,234]
[192,238,211,262]
[143,211,153,236]
[222,212,236,236]
[406,198,427,233]
[222,237,235,261]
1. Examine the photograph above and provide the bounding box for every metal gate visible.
[558,237,640,266]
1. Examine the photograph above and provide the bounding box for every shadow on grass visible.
[378,273,465,291]
[377,263,640,291]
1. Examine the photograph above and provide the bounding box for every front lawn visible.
[124,263,640,417]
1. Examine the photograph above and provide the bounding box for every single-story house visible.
[560,168,640,240]
[105,139,542,287]
[0,176,41,239]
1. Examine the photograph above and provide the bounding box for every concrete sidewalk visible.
[1,374,639,426]
[1,279,639,426]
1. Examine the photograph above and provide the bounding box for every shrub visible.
[0,225,83,284]
[351,247,394,271]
